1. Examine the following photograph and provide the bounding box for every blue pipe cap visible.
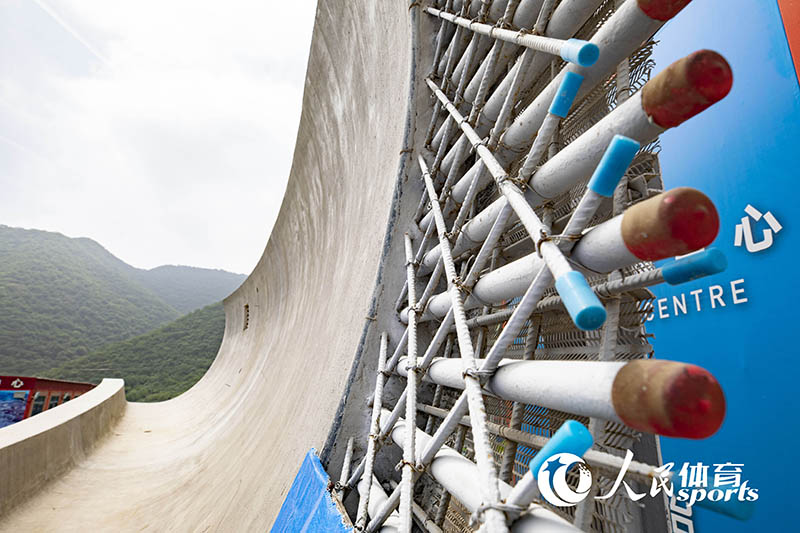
[528,420,593,480]
[560,38,600,68]
[587,135,641,197]
[661,247,727,285]
[549,71,584,118]
[554,271,606,330]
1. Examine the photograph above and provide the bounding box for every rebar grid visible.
[339,1,727,532]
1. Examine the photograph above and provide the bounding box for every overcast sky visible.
[0,0,318,275]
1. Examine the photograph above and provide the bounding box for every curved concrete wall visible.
[0,2,418,530]
[0,379,126,518]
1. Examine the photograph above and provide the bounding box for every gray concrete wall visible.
[0,379,126,517]
[0,1,416,530]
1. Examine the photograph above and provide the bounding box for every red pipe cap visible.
[642,50,733,129]
[621,187,720,261]
[612,360,726,439]
[637,0,693,21]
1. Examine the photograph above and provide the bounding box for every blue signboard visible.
[648,1,799,530]
[0,390,29,428]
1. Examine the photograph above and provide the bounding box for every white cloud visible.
[0,0,318,274]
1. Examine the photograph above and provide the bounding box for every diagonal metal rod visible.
[355,333,389,530]
[425,7,598,67]
[420,154,508,533]
[399,234,419,533]
[425,75,605,332]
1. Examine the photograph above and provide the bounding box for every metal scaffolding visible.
[338,0,733,531]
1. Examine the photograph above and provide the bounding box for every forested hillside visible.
[133,265,244,314]
[0,226,180,374]
[0,225,243,376]
[49,303,225,402]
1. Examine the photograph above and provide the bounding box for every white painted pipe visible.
[388,480,444,533]
[401,358,624,422]
[417,402,662,483]
[415,187,720,321]
[460,0,548,106]
[397,356,726,440]
[425,0,707,231]
[420,90,659,274]
[421,93,662,272]
[426,7,599,68]
[433,0,603,151]
[432,0,603,161]
[502,0,669,149]
[447,0,526,88]
[357,475,402,533]
[386,412,582,533]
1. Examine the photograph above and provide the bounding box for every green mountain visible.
[0,226,180,374]
[48,303,225,402]
[0,225,244,375]
[133,265,245,315]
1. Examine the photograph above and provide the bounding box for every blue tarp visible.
[271,449,353,533]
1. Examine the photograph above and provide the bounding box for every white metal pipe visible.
[418,186,719,321]
[429,1,704,225]
[347,309,454,489]
[366,483,403,533]
[529,93,659,199]
[426,7,599,68]
[357,475,402,533]
[386,412,582,533]
[355,333,389,530]
[399,357,625,422]
[430,0,456,78]
[469,134,640,372]
[437,247,726,330]
[425,94,657,257]
[435,0,603,159]
[498,318,538,484]
[460,0,547,106]
[388,480,445,533]
[435,0,476,79]
[401,356,726,440]
[502,0,673,150]
[477,266,554,372]
[417,402,662,483]
[447,0,499,92]
[448,0,525,86]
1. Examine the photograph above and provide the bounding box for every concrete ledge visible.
[0,378,126,517]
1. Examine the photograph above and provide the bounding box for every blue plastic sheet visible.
[271,449,352,533]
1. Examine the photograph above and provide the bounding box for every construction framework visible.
[334,1,733,532]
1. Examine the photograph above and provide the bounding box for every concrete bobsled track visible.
[0,1,422,530]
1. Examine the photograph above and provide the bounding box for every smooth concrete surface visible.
[0,379,126,518]
[0,2,415,530]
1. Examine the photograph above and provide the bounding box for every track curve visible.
[0,2,415,530]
